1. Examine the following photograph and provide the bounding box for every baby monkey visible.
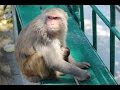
[61,46,90,69]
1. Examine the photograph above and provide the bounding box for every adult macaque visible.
[15,8,90,83]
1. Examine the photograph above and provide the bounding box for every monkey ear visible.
[65,12,68,20]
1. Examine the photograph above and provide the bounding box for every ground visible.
[0,5,40,85]
[0,30,40,85]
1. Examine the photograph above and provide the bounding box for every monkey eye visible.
[53,17,61,19]
[47,16,53,19]
[47,16,60,20]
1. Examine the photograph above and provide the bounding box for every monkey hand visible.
[56,71,65,76]
[75,70,90,81]
[76,62,90,69]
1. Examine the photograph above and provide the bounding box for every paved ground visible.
[0,6,40,85]
[0,38,40,85]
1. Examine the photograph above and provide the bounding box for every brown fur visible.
[15,8,90,83]
[15,8,68,82]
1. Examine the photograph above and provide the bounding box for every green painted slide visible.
[15,5,117,85]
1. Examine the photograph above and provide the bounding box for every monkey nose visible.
[51,24,54,25]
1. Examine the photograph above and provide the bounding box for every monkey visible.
[15,8,90,83]
[61,46,90,69]
[61,47,70,62]
[57,46,90,77]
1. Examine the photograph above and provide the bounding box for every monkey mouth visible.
[48,30,57,35]
[48,28,60,34]
[47,29,60,38]
[49,28,59,31]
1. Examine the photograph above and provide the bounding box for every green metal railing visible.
[13,5,118,85]
[69,5,120,76]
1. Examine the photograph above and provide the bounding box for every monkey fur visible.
[15,8,90,83]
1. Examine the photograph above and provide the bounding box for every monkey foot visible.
[56,71,65,76]
[75,73,90,81]
[26,76,41,83]
[77,62,91,69]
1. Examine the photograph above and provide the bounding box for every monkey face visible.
[61,47,70,57]
[44,8,67,32]
[46,15,62,32]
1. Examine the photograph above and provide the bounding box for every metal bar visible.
[12,5,18,42]
[90,5,120,40]
[73,77,80,85]
[67,5,80,25]
[71,5,76,11]
[72,5,78,12]
[110,5,115,76]
[15,5,23,33]
[80,5,84,32]
[115,5,120,13]
[92,10,97,50]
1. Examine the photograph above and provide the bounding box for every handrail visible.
[69,5,120,76]
[90,5,120,40]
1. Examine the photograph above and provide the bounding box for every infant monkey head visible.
[61,47,70,62]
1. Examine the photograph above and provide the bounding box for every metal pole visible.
[12,5,18,42]
[110,5,115,76]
